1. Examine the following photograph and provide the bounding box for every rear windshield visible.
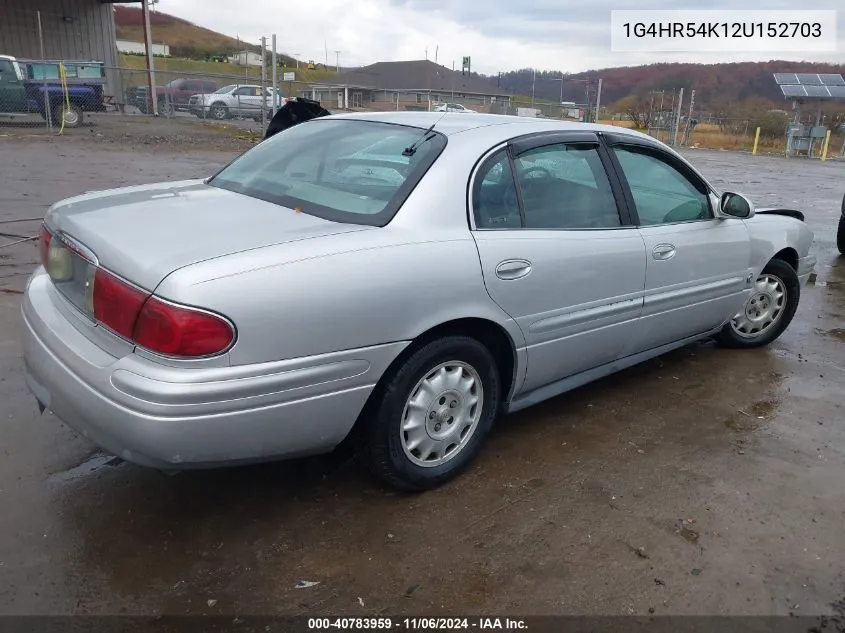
[209,119,447,226]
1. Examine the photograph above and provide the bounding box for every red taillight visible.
[38,225,52,268]
[133,296,234,357]
[93,268,149,338]
[41,233,234,358]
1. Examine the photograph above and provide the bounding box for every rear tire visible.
[51,102,83,128]
[837,214,845,255]
[210,102,229,120]
[716,258,800,348]
[356,336,500,491]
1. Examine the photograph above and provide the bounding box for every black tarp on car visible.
[264,97,332,139]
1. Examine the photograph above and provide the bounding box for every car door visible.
[606,138,751,352]
[232,86,257,115]
[471,132,647,395]
[0,59,28,112]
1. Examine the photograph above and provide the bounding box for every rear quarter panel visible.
[154,226,525,367]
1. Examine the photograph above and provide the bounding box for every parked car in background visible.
[126,78,221,116]
[434,102,476,113]
[0,54,106,128]
[24,113,816,492]
[189,84,287,121]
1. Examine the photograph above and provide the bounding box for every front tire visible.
[210,102,229,120]
[716,258,800,348]
[357,336,501,491]
[158,99,175,117]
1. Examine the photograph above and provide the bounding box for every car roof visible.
[326,111,657,144]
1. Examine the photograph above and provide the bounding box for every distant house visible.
[306,60,511,111]
[116,39,170,56]
[229,50,263,67]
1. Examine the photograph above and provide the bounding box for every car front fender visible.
[743,213,814,275]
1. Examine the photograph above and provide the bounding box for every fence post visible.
[271,34,278,115]
[752,127,761,155]
[671,87,684,146]
[821,129,831,161]
[260,37,267,130]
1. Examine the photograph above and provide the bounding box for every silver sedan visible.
[23,113,816,490]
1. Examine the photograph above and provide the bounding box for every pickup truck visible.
[0,55,106,128]
[126,77,221,116]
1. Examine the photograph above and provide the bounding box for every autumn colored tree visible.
[615,95,654,129]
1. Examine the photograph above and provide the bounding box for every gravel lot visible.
[1,118,844,618]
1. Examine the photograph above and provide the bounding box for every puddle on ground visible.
[724,400,780,431]
[815,328,845,342]
[49,452,123,483]
[676,518,700,543]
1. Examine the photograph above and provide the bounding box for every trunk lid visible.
[44,179,373,291]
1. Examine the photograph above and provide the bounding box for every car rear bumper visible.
[22,270,406,469]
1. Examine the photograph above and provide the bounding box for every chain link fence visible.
[3,42,843,160]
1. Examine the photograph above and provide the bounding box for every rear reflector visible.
[134,297,235,357]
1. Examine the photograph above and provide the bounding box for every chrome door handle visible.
[652,244,676,261]
[495,259,532,280]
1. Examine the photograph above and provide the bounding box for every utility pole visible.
[141,0,157,116]
[36,10,52,129]
[672,87,684,146]
[324,40,328,67]
[435,45,439,65]
[531,68,536,107]
[334,50,341,73]
[595,77,603,124]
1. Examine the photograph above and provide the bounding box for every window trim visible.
[467,132,634,231]
[607,142,715,227]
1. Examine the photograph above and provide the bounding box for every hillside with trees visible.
[112,5,844,124]
[113,5,308,67]
[485,61,845,119]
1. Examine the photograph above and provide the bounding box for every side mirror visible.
[720,191,755,219]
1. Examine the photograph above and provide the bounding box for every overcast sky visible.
[160,0,844,74]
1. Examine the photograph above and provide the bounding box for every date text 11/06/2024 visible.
[307,618,528,630]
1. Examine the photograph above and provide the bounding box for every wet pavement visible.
[0,133,843,616]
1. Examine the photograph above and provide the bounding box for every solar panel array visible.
[774,72,845,99]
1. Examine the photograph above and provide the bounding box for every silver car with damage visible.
[23,113,817,490]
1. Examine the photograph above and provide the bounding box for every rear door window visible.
[514,143,621,229]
